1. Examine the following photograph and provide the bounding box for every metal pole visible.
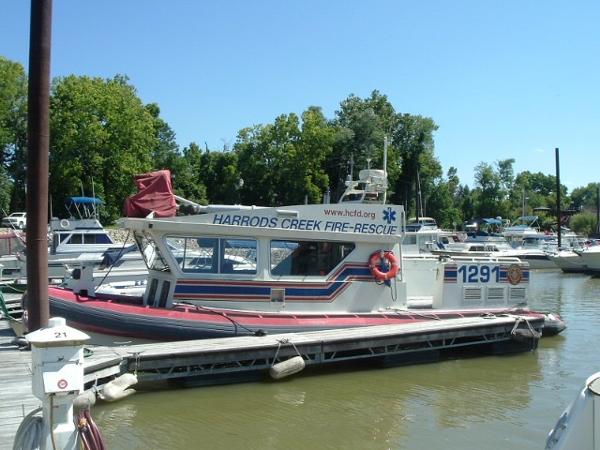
[596,185,600,236]
[383,136,388,204]
[26,0,52,331]
[555,148,561,248]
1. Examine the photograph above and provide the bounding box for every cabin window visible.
[94,233,113,244]
[270,240,355,276]
[135,232,169,272]
[404,235,417,245]
[69,234,83,244]
[158,280,170,308]
[165,236,257,275]
[84,234,96,244]
[147,278,158,306]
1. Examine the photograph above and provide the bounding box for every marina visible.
[1,2,599,448]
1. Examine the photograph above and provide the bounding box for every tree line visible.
[1,56,598,234]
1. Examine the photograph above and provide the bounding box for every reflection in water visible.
[94,273,600,450]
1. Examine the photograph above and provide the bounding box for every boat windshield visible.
[135,231,169,271]
[165,236,257,274]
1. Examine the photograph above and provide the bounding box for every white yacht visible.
[576,243,600,275]
[17,197,146,281]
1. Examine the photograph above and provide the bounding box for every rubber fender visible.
[99,373,138,402]
[269,356,305,380]
[542,313,567,336]
[512,328,541,344]
[74,389,97,411]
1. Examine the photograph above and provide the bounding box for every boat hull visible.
[48,286,553,345]
[549,251,588,273]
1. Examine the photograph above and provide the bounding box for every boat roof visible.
[119,203,405,244]
[67,196,103,205]
[482,218,502,225]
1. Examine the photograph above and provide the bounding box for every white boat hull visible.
[546,372,600,449]
[579,247,600,275]
[550,251,588,273]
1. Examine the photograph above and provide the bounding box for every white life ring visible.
[60,219,70,229]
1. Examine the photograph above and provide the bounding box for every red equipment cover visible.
[124,170,177,217]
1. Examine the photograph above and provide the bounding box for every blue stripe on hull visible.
[174,265,372,302]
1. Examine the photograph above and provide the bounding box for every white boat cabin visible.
[49,196,116,255]
[106,200,531,316]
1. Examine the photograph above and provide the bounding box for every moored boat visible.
[546,372,600,449]
[576,245,600,276]
[549,249,588,273]
[39,170,566,345]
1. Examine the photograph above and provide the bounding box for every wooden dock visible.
[0,313,543,448]
[82,314,543,388]
[0,319,39,450]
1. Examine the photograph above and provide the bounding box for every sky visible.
[2,1,599,191]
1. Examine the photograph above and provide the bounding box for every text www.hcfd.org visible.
[324,209,376,220]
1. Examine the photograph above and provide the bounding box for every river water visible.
[93,271,600,450]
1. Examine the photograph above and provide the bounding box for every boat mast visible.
[383,136,388,204]
[596,185,600,236]
[417,167,424,219]
[555,147,561,248]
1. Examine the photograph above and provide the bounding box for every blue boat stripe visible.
[174,266,372,301]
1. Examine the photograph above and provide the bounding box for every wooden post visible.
[26,0,53,331]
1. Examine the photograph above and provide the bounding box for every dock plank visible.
[118,315,523,357]
[80,314,542,385]
[0,319,39,450]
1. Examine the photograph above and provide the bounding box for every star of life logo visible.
[383,207,396,224]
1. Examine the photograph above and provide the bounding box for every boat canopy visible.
[516,215,539,223]
[67,196,103,205]
[124,170,177,218]
[482,218,502,225]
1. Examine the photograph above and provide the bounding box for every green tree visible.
[235,108,333,206]
[235,121,288,206]
[456,184,475,226]
[50,75,156,222]
[511,171,569,223]
[145,103,180,170]
[200,149,240,204]
[473,162,506,218]
[174,142,208,205]
[569,212,598,236]
[570,183,600,211]
[0,56,27,212]
[281,107,334,204]
[330,91,400,201]
[392,113,439,217]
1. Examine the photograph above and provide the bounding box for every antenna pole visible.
[383,136,388,204]
[91,176,97,218]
